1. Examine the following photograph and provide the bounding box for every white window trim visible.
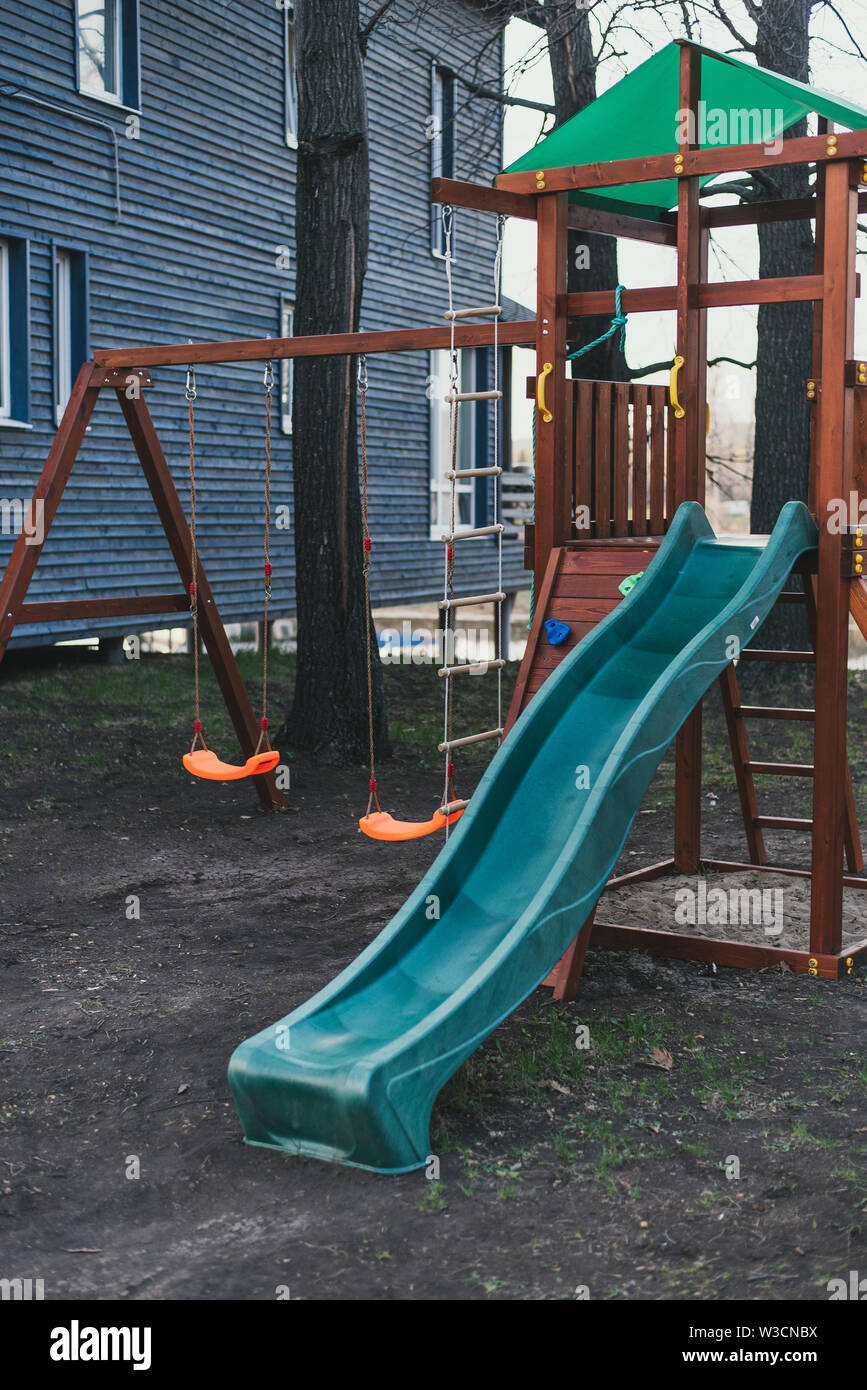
[77,0,122,103]
[429,349,474,539]
[0,241,10,420]
[284,6,298,150]
[55,250,73,426]
[281,300,294,435]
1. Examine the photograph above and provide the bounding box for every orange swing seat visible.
[183,748,280,781]
[359,803,465,842]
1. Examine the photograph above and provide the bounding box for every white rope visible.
[442,205,457,832]
[492,215,505,734]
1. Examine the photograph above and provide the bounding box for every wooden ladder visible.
[719,578,863,872]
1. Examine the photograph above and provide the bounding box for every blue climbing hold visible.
[544,619,570,646]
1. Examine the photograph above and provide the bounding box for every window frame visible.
[0,233,31,428]
[280,295,294,435]
[52,243,89,425]
[75,0,141,112]
[284,4,298,150]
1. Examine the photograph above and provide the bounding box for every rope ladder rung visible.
[439,590,506,611]
[438,728,504,753]
[438,659,506,678]
[441,524,504,542]
[443,305,503,321]
[444,389,503,403]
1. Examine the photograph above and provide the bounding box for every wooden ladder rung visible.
[738,706,816,721]
[775,591,807,605]
[443,305,502,321]
[444,389,503,403]
[740,649,816,663]
[445,466,502,480]
[438,659,506,678]
[438,727,503,752]
[747,762,814,777]
[439,590,506,610]
[755,815,813,831]
[441,524,504,542]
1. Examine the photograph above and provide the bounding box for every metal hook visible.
[357,354,368,392]
[185,365,197,401]
[263,360,274,392]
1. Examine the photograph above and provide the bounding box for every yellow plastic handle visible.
[537,362,553,423]
[670,354,686,419]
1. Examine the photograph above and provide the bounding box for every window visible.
[429,348,479,537]
[54,248,88,424]
[280,297,294,435]
[284,5,298,149]
[430,66,456,257]
[0,236,30,426]
[76,0,140,108]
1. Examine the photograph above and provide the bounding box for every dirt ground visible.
[0,647,865,1301]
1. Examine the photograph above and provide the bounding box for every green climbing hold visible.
[618,571,645,597]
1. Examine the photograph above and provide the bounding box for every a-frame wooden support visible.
[0,362,285,812]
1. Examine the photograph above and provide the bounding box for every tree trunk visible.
[281,0,389,764]
[750,0,813,653]
[545,1,626,380]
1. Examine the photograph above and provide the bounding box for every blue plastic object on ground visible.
[229,502,818,1173]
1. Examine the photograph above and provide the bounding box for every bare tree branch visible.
[812,0,867,60]
[358,0,398,53]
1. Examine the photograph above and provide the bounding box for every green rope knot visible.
[567,283,628,362]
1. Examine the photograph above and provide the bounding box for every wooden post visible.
[810,158,858,954]
[0,362,103,660]
[672,41,707,873]
[533,191,570,598]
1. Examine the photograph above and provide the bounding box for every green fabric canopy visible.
[501,41,867,221]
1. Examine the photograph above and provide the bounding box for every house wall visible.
[0,0,529,649]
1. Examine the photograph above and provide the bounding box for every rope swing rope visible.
[358,205,506,843]
[182,362,281,784]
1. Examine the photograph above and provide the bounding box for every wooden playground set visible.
[2,40,866,1007]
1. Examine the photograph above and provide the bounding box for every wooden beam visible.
[591,922,845,979]
[673,42,706,876]
[18,594,189,623]
[567,204,677,246]
[496,128,867,197]
[532,192,570,600]
[0,362,103,660]
[565,275,825,320]
[93,318,537,370]
[430,176,537,221]
[810,158,858,955]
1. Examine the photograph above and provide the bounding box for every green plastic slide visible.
[229,502,817,1173]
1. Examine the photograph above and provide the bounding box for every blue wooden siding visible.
[0,0,528,647]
